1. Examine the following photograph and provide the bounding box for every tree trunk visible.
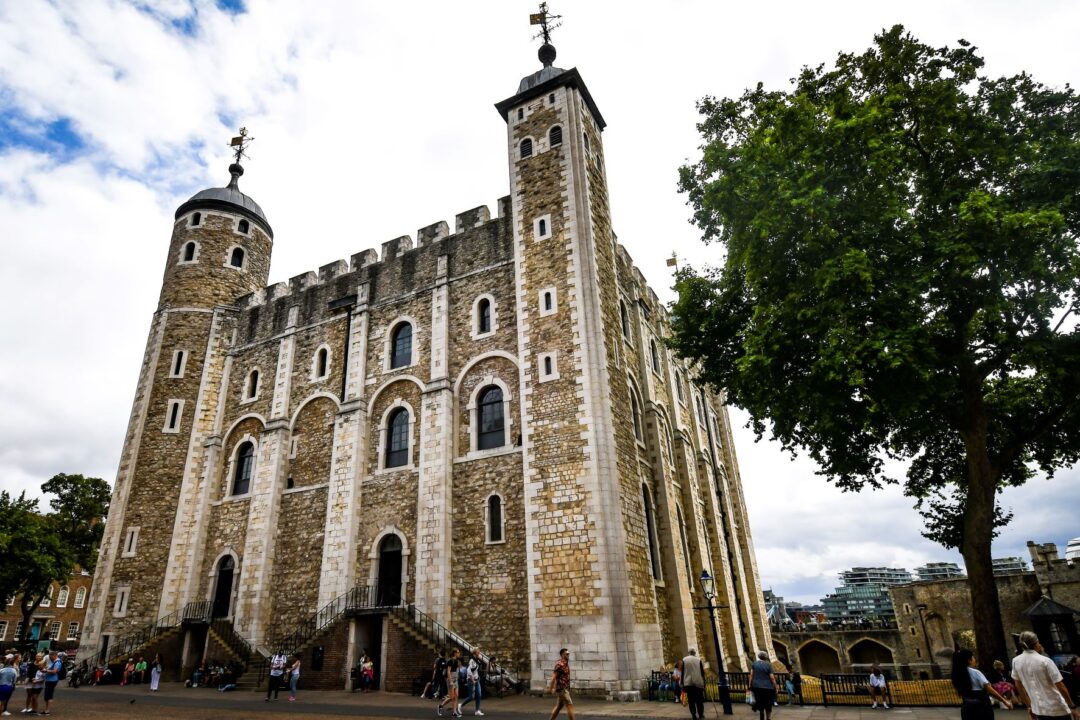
[19,597,43,653]
[960,392,1008,670]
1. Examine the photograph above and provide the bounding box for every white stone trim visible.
[470,294,498,340]
[187,211,203,228]
[224,433,259,498]
[538,287,558,317]
[366,375,425,416]
[56,586,69,608]
[288,392,340,429]
[451,351,519,398]
[532,214,552,241]
[366,526,411,605]
[163,399,184,433]
[375,399,416,472]
[484,492,506,545]
[310,343,332,381]
[121,526,140,558]
[224,244,247,270]
[547,124,564,149]
[464,375,513,455]
[178,240,200,265]
[221,413,268,444]
[537,351,559,382]
[112,584,131,617]
[383,315,420,372]
[242,368,261,403]
[168,349,188,378]
[518,135,536,159]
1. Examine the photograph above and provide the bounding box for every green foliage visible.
[673,25,1080,661]
[42,472,111,572]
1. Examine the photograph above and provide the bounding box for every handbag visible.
[746,689,756,707]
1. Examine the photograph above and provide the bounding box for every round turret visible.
[159,163,273,309]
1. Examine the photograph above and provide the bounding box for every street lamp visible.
[696,569,733,715]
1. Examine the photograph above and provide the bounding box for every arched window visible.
[56,586,69,608]
[487,494,504,543]
[650,340,661,373]
[183,242,196,262]
[520,138,533,159]
[538,218,547,237]
[230,247,245,268]
[478,298,492,334]
[390,323,413,369]
[245,370,259,400]
[544,356,553,375]
[385,408,410,468]
[74,587,86,608]
[642,484,661,579]
[191,212,201,227]
[544,291,553,312]
[315,347,329,378]
[477,386,505,450]
[237,219,249,234]
[232,441,254,495]
[620,301,630,338]
[677,506,694,593]
[549,125,562,147]
[629,381,643,441]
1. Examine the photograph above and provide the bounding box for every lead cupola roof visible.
[175,162,273,238]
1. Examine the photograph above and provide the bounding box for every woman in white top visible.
[951,648,1012,720]
[288,654,301,702]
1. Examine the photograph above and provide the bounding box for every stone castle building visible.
[82,38,770,695]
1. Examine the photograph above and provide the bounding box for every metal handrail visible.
[79,601,213,671]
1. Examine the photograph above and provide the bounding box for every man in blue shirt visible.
[42,650,63,715]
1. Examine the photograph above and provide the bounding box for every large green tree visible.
[42,472,111,572]
[672,26,1080,666]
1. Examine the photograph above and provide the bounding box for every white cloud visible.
[1,0,1077,598]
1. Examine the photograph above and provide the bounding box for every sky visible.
[1,0,1078,605]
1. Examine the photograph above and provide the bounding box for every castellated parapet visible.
[84,48,770,698]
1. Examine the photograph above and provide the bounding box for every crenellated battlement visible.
[232,197,512,315]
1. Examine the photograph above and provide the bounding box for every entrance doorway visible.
[212,555,235,618]
[376,535,402,606]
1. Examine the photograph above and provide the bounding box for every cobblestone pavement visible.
[24,684,974,720]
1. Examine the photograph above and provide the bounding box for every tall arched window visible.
[385,408,410,468]
[487,494,504,543]
[642,484,661,579]
[520,138,533,159]
[56,587,69,608]
[191,212,201,227]
[477,386,505,450]
[478,298,492,334]
[390,323,412,369]
[620,301,630,338]
[74,587,86,608]
[315,347,329,378]
[245,370,259,400]
[629,381,643,441]
[549,125,562,146]
[650,340,661,373]
[183,242,196,262]
[232,441,254,495]
[230,247,245,268]
[237,219,250,234]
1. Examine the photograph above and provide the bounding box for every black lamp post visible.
[696,569,733,715]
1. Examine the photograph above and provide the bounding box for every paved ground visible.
[8,683,975,719]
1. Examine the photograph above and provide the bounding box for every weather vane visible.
[229,127,254,164]
[529,2,562,45]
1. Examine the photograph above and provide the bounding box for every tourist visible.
[121,658,135,686]
[0,654,17,716]
[951,648,1012,720]
[459,647,484,716]
[681,648,706,720]
[422,649,445,700]
[361,651,375,692]
[41,650,63,716]
[135,655,147,684]
[749,651,777,720]
[439,648,461,717]
[266,650,288,701]
[546,647,575,720]
[1012,631,1080,720]
[869,666,889,709]
[150,653,163,692]
[988,660,1016,704]
[288,654,301,702]
[486,655,504,696]
[672,659,684,704]
[22,653,44,715]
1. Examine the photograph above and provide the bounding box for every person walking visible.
[1012,631,1080,720]
[438,648,462,717]
[546,647,575,720]
[869,666,889,709]
[749,651,777,720]
[287,654,301,702]
[681,649,706,720]
[0,655,17,716]
[422,649,445,700]
[459,647,484,716]
[266,650,288,701]
[149,654,163,692]
[951,648,1012,720]
[40,650,63,716]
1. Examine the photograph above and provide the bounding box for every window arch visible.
[190,211,201,227]
[628,378,643,442]
[486,493,505,544]
[650,339,661,373]
[385,407,410,468]
[620,301,630,338]
[232,441,254,495]
[478,298,491,333]
[520,138,533,159]
[181,241,198,263]
[477,385,505,450]
[472,295,497,338]
[237,219,249,234]
[312,345,330,380]
[244,370,259,401]
[74,587,86,608]
[230,246,245,268]
[390,322,413,369]
[56,586,69,607]
[642,484,661,580]
[549,125,562,147]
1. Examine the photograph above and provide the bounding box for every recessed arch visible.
[465,375,513,454]
[367,526,411,606]
[452,351,519,398]
[290,392,341,430]
[207,549,240,618]
[797,639,842,677]
[849,638,896,668]
[367,375,425,416]
[221,413,267,444]
[375,398,417,471]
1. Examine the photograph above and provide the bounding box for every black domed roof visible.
[175,163,273,238]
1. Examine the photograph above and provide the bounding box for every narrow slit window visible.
[183,242,196,262]
[230,247,245,268]
[544,292,552,311]
[544,356,552,375]
[549,126,562,146]
[237,219,249,234]
[538,218,547,237]
[520,138,533,159]
[548,93,555,105]
[620,301,630,338]
[643,484,661,579]
[517,108,524,121]
[245,370,259,400]
[167,400,181,430]
[315,348,328,378]
[191,212,201,226]
[478,298,492,334]
[487,495,504,543]
[172,351,185,377]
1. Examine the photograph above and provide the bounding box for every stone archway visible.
[849,638,895,669]
[773,639,791,666]
[798,640,842,677]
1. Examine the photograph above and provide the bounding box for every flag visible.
[666,256,678,267]
[529,12,545,24]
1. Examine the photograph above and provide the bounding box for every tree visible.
[0,490,39,607]
[672,25,1080,666]
[42,473,111,572]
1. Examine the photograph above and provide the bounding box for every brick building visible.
[81,37,770,697]
[1,572,93,655]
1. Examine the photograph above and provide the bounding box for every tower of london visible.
[82,34,771,696]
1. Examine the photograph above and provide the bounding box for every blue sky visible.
[1,0,1078,605]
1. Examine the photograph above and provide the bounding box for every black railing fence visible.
[648,671,803,705]
[79,601,215,672]
[820,674,961,707]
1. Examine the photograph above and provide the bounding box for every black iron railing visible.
[210,618,252,663]
[79,601,214,672]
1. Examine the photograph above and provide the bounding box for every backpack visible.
[57,662,67,680]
